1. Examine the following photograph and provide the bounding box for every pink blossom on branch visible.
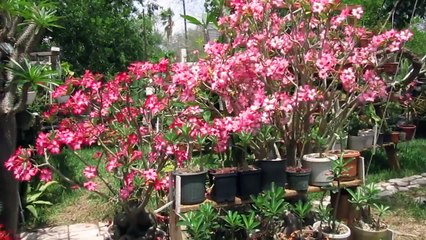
[83,181,97,191]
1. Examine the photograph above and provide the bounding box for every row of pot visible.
[174,150,361,206]
[340,124,417,151]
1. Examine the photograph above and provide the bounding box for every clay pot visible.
[390,131,400,144]
[327,150,360,181]
[398,124,416,141]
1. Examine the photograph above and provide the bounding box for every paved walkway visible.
[20,222,110,240]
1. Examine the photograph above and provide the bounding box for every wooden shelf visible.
[178,179,362,212]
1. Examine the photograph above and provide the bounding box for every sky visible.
[155,0,205,34]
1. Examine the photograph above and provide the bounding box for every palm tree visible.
[160,8,174,42]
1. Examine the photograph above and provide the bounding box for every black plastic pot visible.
[377,133,384,146]
[256,159,287,191]
[237,167,262,200]
[173,170,207,205]
[286,168,311,191]
[209,168,238,203]
[382,133,392,143]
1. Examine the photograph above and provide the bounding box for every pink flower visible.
[40,168,53,182]
[83,181,97,191]
[5,147,38,181]
[120,186,134,200]
[351,7,363,19]
[130,150,143,162]
[154,176,170,191]
[143,169,158,183]
[311,2,325,13]
[83,166,97,179]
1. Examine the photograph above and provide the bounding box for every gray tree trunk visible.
[0,113,19,237]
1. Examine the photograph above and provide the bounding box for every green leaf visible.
[27,192,42,203]
[181,14,203,27]
[26,205,38,219]
[32,200,53,205]
[39,180,58,192]
[206,12,218,26]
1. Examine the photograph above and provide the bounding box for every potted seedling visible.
[289,200,329,240]
[347,183,390,240]
[251,183,290,238]
[302,127,337,187]
[177,202,219,239]
[347,113,369,151]
[314,153,352,239]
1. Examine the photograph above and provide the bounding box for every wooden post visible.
[168,173,183,240]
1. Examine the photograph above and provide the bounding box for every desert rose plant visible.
[192,0,413,166]
[4,59,226,224]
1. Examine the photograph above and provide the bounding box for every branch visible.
[11,82,31,113]
[400,48,422,86]
[7,16,23,41]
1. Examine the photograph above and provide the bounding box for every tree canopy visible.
[49,0,162,75]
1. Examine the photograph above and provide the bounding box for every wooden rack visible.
[178,178,363,213]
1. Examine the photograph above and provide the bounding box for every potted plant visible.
[251,126,287,191]
[208,162,238,203]
[302,126,337,187]
[289,200,328,240]
[178,202,219,239]
[347,183,390,240]
[172,124,209,205]
[398,123,416,140]
[221,210,261,240]
[251,183,290,238]
[233,131,262,200]
[347,113,369,151]
[313,154,352,239]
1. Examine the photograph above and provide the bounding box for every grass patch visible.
[375,188,426,221]
[27,147,116,228]
[365,139,426,183]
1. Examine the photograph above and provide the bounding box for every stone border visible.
[377,173,426,197]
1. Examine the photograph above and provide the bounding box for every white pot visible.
[26,91,36,105]
[313,221,351,240]
[56,95,70,103]
[302,153,337,186]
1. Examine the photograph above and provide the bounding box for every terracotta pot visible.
[398,124,416,141]
[327,150,360,181]
[390,131,400,144]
